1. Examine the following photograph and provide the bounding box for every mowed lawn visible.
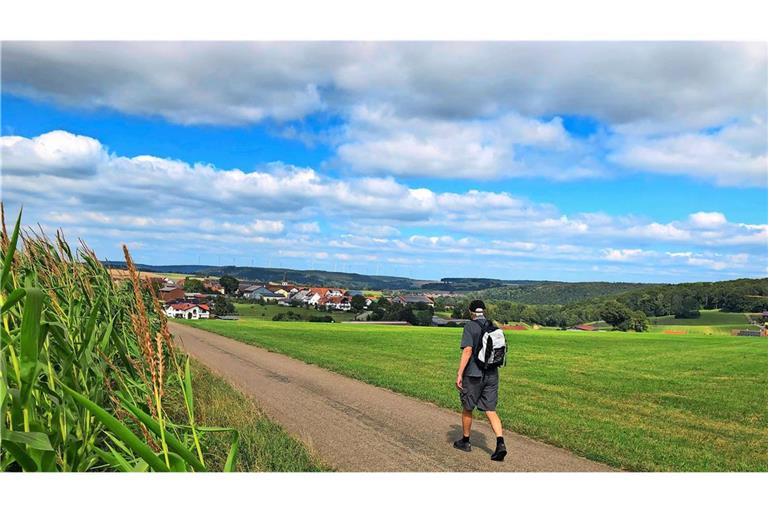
[649,310,758,335]
[176,319,768,471]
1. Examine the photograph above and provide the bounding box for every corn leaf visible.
[224,431,239,472]
[19,287,44,405]
[118,395,206,472]
[0,209,22,292]
[61,383,169,472]
[3,441,38,471]
[184,357,194,417]
[0,288,26,315]
[4,430,54,451]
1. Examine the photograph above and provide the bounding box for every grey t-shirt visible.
[460,317,498,378]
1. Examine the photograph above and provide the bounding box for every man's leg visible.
[462,409,473,437]
[484,411,507,461]
[453,409,474,452]
[484,411,502,437]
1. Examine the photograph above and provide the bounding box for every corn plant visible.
[0,205,238,471]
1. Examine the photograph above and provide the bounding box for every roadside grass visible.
[178,318,768,472]
[234,302,356,322]
[165,360,328,472]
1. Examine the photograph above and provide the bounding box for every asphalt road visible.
[170,322,614,472]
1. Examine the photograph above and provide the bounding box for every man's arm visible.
[456,346,473,390]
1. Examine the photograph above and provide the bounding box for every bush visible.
[309,315,334,323]
[211,295,236,316]
[272,311,304,322]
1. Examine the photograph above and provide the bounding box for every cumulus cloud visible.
[603,248,655,262]
[2,129,766,281]
[610,117,767,187]
[333,106,579,179]
[4,42,764,130]
[689,212,728,229]
[3,42,766,184]
[1,130,106,178]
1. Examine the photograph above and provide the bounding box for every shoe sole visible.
[453,444,472,452]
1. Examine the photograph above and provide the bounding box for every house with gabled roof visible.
[319,295,352,311]
[164,303,210,320]
[392,295,434,307]
[244,286,282,301]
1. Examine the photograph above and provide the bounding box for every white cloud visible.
[603,248,654,262]
[610,118,768,187]
[689,211,728,229]
[625,222,691,241]
[293,222,321,233]
[4,42,764,131]
[3,42,766,185]
[1,130,105,178]
[334,107,576,179]
[3,129,766,281]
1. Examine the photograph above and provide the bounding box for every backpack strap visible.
[472,318,490,371]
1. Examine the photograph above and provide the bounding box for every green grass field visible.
[177,318,768,471]
[648,309,757,335]
[233,302,356,322]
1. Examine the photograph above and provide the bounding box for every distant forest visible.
[477,281,651,304]
[446,277,768,328]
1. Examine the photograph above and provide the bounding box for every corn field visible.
[0,205,238,471]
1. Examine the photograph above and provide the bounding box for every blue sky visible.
[1,42,766,282]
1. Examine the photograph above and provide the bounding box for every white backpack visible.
[474,320,507,370]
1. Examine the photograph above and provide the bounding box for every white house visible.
[319,296,352,311]
[164,303,210,320]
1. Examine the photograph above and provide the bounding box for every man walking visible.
[453,299,507,461]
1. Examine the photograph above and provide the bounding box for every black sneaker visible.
[453,438,472,452]
[490,441,507,461]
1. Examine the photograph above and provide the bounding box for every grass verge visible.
[165,359,329,472]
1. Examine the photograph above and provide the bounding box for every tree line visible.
[433,278,767,332]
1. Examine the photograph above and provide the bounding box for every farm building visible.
[568,324,597,331]
[431,316,469,327]
[202,279,225,294]
[164,303,210,320]
[243,286,282,301]
[393,295,434,307]
[158,285,185,302]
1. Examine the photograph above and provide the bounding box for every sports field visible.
[176,318,767,471]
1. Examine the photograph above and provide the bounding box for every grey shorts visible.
[459,371,499,412]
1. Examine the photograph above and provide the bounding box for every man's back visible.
[460,317,498,378]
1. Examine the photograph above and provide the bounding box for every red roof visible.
[168,303,201,311]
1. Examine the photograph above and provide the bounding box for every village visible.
[149,275,438,322]
[107,269,768,335]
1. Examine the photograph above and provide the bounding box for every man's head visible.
[468,299,486,318]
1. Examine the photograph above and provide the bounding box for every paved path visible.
[170,322,614,472]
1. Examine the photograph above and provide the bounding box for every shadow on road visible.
[445,424,492,455]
